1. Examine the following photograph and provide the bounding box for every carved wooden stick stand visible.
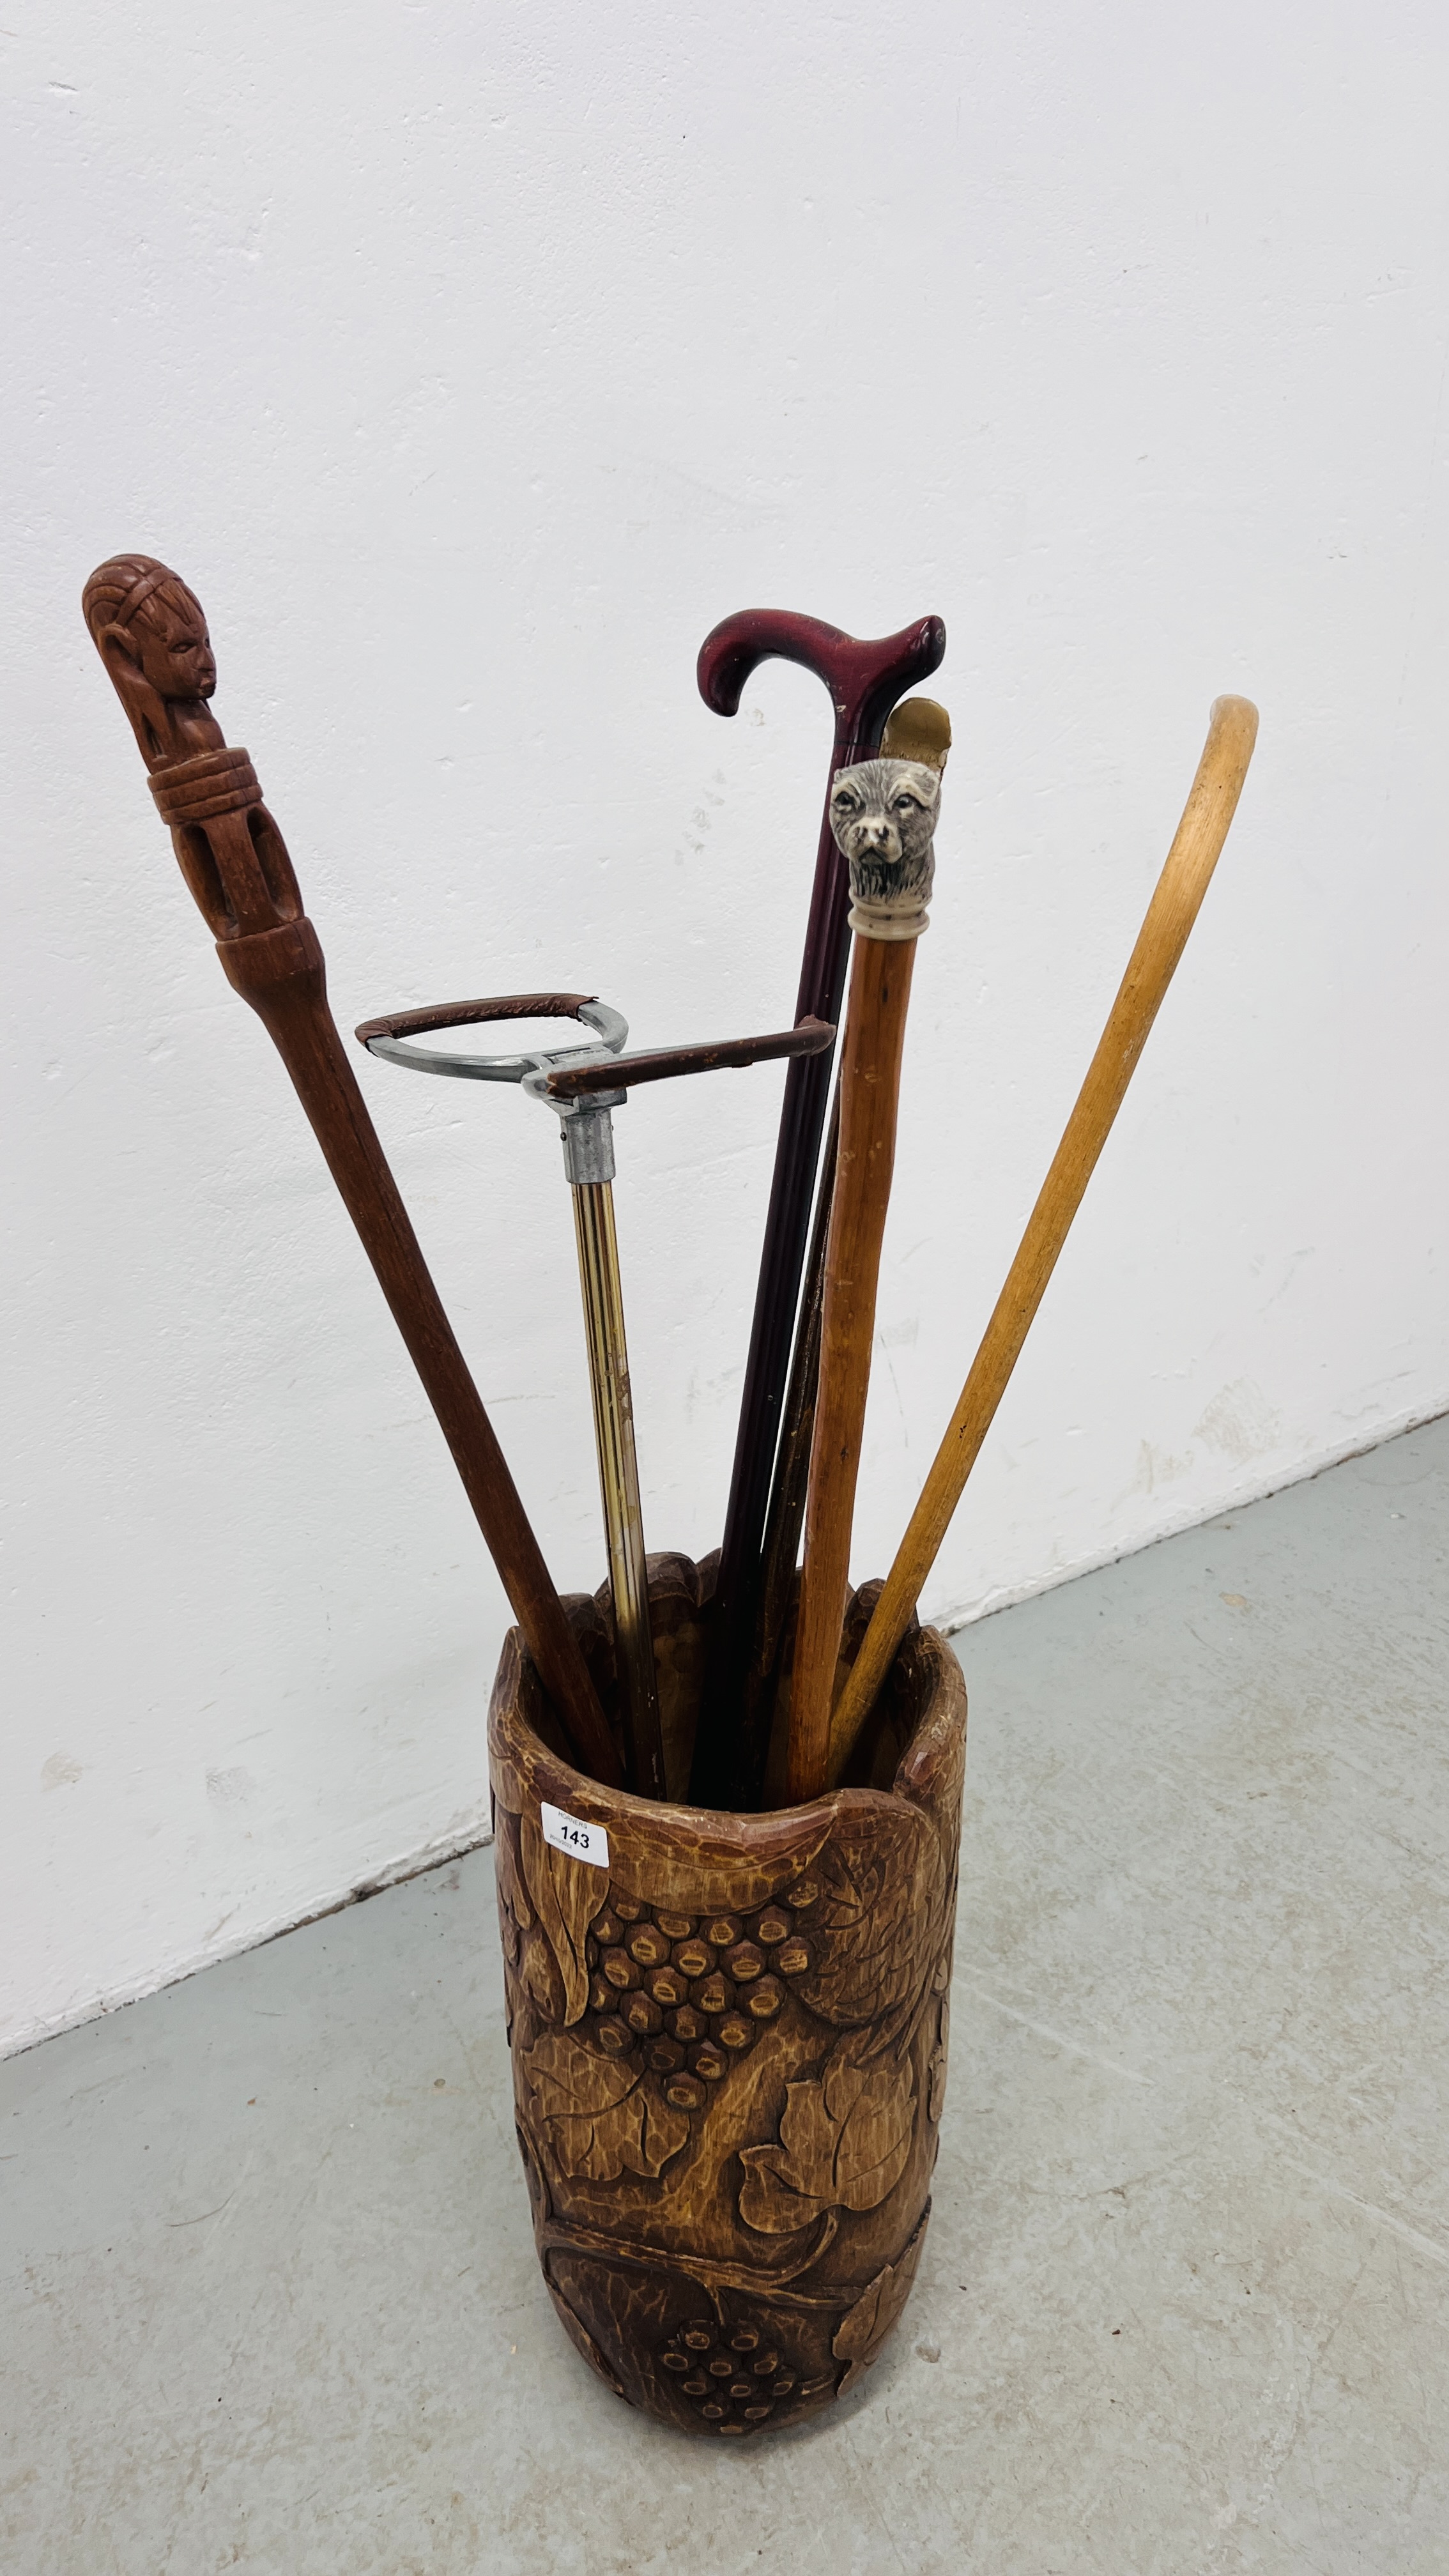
[81,555,619,1787]
[489,1554,965,2435]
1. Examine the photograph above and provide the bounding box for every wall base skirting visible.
[1,1818,496,2068]
[933,1396,1449,1636]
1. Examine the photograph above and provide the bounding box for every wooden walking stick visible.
[786,756,944,1803]
[81,554,621,1788]
[738,698,952,1805]
[359,997,836,1798]
[827,693,1260,1786]
[688,610,946,1808]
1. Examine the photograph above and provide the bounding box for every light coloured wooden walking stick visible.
[785,755,944,1802]
[827,693,1259,1786]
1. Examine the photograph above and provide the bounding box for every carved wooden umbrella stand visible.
[488,1552,965,2437]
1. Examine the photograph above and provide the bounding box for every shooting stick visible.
[360,999,835,1798]
[82,554,620,1789]
[786,756,943,1804]
[827,694,1259,1785]
[689,610,946,1808]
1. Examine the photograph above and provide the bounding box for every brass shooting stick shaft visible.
[546,1020,837,1800]
[82,553,620,1790]
[827,694,1259,1786]
[786,755,942,1805]
[571,1179,666,1799]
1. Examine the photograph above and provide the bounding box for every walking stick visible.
[81,554,620,1788]
[359,998,836,1797]
[688,610,946,1808]
[785,758,944,1803]
[739,697,952,1805]
[827,694,1260,1786]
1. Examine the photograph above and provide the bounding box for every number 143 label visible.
[540,1801,610,1869]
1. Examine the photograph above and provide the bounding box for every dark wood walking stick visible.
[827,694,1259,1784]
[687,610,946,1808]
[81,554,621,1788]
[785,757,942,1802]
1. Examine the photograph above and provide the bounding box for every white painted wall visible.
[5,1,1447,2057]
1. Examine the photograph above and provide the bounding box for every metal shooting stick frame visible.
[357,994,835,1803]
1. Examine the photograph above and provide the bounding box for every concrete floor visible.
[4,1422,1449,2575]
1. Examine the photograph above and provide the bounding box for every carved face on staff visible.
[126,588,216,705]
[81,556,220,765]
[828,758,940,911]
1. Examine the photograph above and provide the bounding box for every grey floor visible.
[5,1423,1449,2575]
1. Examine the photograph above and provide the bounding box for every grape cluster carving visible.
[578,1879,820,2110]
[658,2314,830,2434]
[488,1578,968,2436]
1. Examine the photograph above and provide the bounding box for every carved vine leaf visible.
[518,1811,609,2027]
[524,2030,689,2184]
[832,2208,929,2395]
[493,1812,531,1936]
[793,1818,949,2048]
[738,2032,914,2235]
[491,1816,527,1972]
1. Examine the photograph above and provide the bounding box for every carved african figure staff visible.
[786,756,943,1803]
[82,555,620,1789]
[358,995,836,1799]
[689,610,946,1809]
[827,694,1260,1784]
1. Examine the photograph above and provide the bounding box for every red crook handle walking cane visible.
[689,608,946,1807]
